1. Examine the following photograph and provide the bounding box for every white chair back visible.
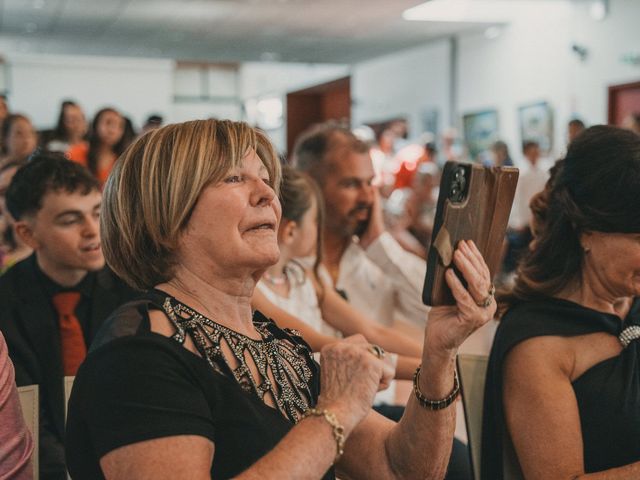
[457,354,488,480]
[457,354,524,480]
[17,384,39,480]
[64,376,76,480]
[64,376,75,422]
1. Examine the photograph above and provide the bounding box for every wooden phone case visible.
[422,161,519,306]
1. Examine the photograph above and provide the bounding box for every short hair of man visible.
[101,119,281,291]
[568,118,585,130]
[522,140,539,153]
[292,122,369,185]
[6,153,100,221]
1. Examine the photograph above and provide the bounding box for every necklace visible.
[264,269,288,286]
[161,294,315,423]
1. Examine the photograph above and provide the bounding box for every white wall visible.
[352,39,452,140]
[239,62,350,151]
[2,54,349,153]
[457,1,574,165]
[347,0,639,165]
[172,64,243,123]
[456,0,640,165]
[567,0,640,125]
[3,0,638,156]
[7,54,175,130]
[239,62,350,100]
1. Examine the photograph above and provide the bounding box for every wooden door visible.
[286,76,350,156]
[608,80,640,126]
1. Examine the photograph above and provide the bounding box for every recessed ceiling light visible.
[403,0,522,23]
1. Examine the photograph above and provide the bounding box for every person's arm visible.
[318,282,422,357]
[314,278,422,379]
[503,335,640,480]
[0,333,33,480]
[101,421,347,480]
[99,332,397,480]
[2,324,65,478]
[251,287,337,352]
[101,436,213,480]
[337,239,496,479]
[358,188,429,327]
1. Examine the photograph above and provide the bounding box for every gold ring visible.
[476,284,495,308]
[368,344,385,359]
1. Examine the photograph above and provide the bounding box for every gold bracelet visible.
[413,365,460,410]
[302,408,345,463]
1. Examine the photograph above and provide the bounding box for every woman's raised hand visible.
[424,240,496,357]
[316,334,395,434]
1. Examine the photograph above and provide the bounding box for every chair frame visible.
[17,384,39,480]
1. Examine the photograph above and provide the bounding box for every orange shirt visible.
[66,142,89,167]
[66,143,114,186]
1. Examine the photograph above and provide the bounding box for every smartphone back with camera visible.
[422,161,519,306]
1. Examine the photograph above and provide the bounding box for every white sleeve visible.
[364,232,430,326]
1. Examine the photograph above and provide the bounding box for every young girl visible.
[252,165,422,380]
[45,100,88,155]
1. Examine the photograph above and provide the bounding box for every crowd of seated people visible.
[0,90,637,480]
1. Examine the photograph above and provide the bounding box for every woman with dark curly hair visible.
[483,125,640,479]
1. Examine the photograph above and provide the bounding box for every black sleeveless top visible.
[481,297,640,479]
[65,291,335,480]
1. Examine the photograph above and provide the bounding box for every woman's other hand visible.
[425,240,496,358]
[316,334,395,434]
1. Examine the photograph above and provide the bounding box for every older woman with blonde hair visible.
[66,119,495,480]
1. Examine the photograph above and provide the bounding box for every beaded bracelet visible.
[413,365,460,410]
[302,408,345,463]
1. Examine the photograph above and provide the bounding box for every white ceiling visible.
[0,0,496,63]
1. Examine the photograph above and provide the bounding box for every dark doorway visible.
[608,80,640,126]
[286,76,351,156]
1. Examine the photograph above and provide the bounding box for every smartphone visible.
[422,161,519,306]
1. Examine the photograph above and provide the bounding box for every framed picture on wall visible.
[518,101,553,154]
[462,109,499,162]
[421,108,439,136]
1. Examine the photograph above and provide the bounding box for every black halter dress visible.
[482,297,640,479]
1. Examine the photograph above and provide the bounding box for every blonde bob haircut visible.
[101,119,281,291]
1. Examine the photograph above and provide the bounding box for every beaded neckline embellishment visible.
[619,326,640,349]
[161,295,315,423]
